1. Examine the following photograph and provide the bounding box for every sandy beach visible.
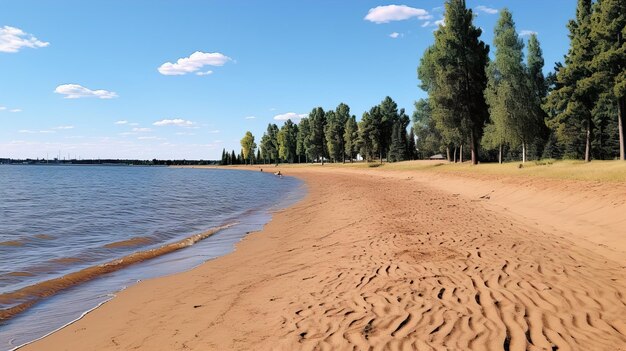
[23,165,626,350]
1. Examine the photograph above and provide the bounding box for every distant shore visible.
[24,163,626,350]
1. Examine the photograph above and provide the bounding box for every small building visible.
[429,154,446,160]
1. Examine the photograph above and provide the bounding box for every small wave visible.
[0,223,234,322]
[50,257,84,264]
[6,272,34,277]
[33,234,55,240]
[104,236,153,249]
[0,240,23,247]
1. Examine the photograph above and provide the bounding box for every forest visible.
[225,0,625,166]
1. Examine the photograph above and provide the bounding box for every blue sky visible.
[1,0,575,160]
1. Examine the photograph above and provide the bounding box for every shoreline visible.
[22,166,626,350]
[2,170,305,351]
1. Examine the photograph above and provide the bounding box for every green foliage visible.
[309,107,327,163]
[412,99,444,159]
[344,115,359,162]
[278,119,298,163]
[240,131,256,164]
[483,9,546,162]
[423,0,490,164]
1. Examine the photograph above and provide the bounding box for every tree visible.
[220,148,227,165]
[407,128,417,160]
[358,111,375,162]
[278,119,298,163]
[309,107,327,164]
[483,9,544,163]
[324,104,351,163]
[230,150,236,165]
[297,117,312,163]
[324,110,341,162]
[240,131,256,165]
[591,0,626,160]
[412,99,444,159]
[260,124,280,164]
[425,0,490,164]
[546,0,597,162]
[344,115,359,162]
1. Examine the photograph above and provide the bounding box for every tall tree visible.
[358,111,375,162]
[308,107,327,164]
[344,115,359,162]
[240,131,256,165]
[591,0,626,160]
[427,0,490,164]
[278,119,298,163]
[324,110,342,162]
[546,0,597,162]
[483,9,544,163]
[407,128,417,160]
[296,117,312,163]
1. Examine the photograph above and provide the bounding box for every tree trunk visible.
[522,142,527,163]
[453,147,457,163]
[460,144,463,163]
[498,144,503,164]
[585,119,591,163]
[470,134,478,165]
[446,146,451,162]
[619,96,625,161]
[380,150,383,164]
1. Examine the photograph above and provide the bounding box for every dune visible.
[22,167,626,350]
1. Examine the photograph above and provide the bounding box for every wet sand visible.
[23,166,626,350]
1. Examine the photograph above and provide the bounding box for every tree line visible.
[416,0,625,163]
[223,97,419,165]
[227,0,624,165]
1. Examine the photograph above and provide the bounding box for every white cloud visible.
[129,122,139,126]
[274,112,307,121]
[175,132,196,136]
[137,136,163,140]
[207,130,220,134]
[435,19,445,27]
[54,84,118,99]
[153,118,194,127]
[132,127,152,132]
[520,30,538,37]
[0,26,49,53]
[9,108,22,113]
[158,51,231,76]
[0,106,6,110]
[114,120,128,125]
[364,5,430,24]
[19,129,55,134]
[389,32,402,39]
[196,70,213,76]
[475,5,498,15]
[54,125,74,130]
[244,116,256,120]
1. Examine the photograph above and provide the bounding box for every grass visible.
[270,159,626,182]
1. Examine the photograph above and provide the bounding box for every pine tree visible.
[483,9,544,163]
[546,0,597,161]
[296,117,311,163]
[309,107,327,164]
[591,0,626,160]
[407,128,417,160]
[427,0,490,164]
[344,115,359,162]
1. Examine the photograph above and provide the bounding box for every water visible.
[0,165,304,350]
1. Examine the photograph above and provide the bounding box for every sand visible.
[22,166,626,350]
